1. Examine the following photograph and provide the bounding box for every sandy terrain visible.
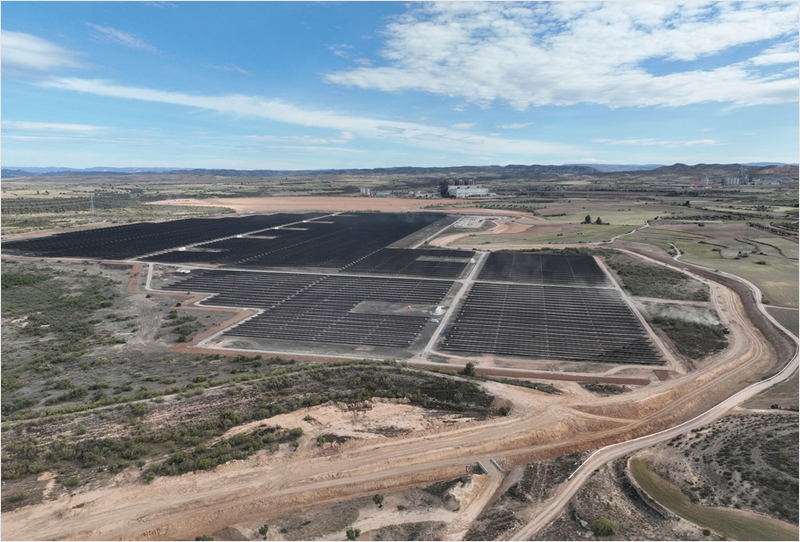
[431,217,536,248]
[148,197,539,219]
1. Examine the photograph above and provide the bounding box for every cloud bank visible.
[326,2,799,109]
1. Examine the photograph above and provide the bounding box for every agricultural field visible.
[623,224,799,308]
[0,204,234,236]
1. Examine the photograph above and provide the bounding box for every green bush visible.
[592,517,617,536]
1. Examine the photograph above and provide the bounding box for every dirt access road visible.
[3,244,790,541]
[511,248,799,540]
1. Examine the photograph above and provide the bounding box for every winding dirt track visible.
[510,248,799,540]
[2,247,793,541]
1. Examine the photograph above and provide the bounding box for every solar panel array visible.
[477,252,611,287]
[6,210,663,363]
[161,269,453,348]
[441,282,661,364]
[342,248,474,279]
[1,213,321,260]
[144,213,450,270]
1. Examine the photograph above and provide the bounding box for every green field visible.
[630,459,799,541]
[626,228,799,308]
[0,205,234,235]
[535,201,704,227]
[503,224,635,244]
[751,237,800,260]
[766,307,799,337]
[674,239,798,308]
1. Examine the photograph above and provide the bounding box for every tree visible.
[595,217,603,225]
[463,362,476,377]
[373,494,384,508]
[258,524,269,539]
[592,517,617,536]
[346,527,361,540]
[583,214,592,224]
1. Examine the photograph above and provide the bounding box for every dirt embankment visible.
[625,247,796,372]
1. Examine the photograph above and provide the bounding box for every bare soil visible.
[532,458,711,541]
[742,369,799,410]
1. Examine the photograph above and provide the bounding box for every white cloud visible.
[86,23,157,52]
[242,132,355,145]
[748,41,800,66]
[451,122,475,129]
[3,121,106,133]
[39,77,581,158]
[1,31,85,75]
[206,63,251,76]
[499,122,534,129]
[329,43,353,59]
[592,137,720,148]
[325,2,799,108]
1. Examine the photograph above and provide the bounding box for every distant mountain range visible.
[563,163,665,172]
[2,167,180,175]
[2,162,797,179]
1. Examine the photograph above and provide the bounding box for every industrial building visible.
[439,179,490,198]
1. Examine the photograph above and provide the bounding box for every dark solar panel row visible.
[342,248,474,278]
[2,213,322,260]
[162,270,454,348]
[477,252,611,287]
[441,282,662,364]
[144,213,447,270]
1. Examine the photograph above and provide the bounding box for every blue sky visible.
[2,1,798,169]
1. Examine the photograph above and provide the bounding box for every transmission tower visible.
[89,193,96,214]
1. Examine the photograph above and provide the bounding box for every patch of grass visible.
[651,317,728,359]
[766,307,799,338]
[606,257,708,301]
[631,458,798,541]
[672,237,798,309]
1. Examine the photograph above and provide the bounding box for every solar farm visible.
[3,212,663,365]
[439,252,663,364]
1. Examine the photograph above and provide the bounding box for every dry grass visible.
[630,458,799,541]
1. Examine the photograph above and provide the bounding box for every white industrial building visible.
[447,185,490,198]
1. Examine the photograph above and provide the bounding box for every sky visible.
[2,1,798,170]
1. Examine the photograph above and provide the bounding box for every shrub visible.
[592,517,617,536]
[346,527,361,540]
[463,362,476,377]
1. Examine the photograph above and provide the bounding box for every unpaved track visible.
[509,248,799,541]
[2,244,793,541]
